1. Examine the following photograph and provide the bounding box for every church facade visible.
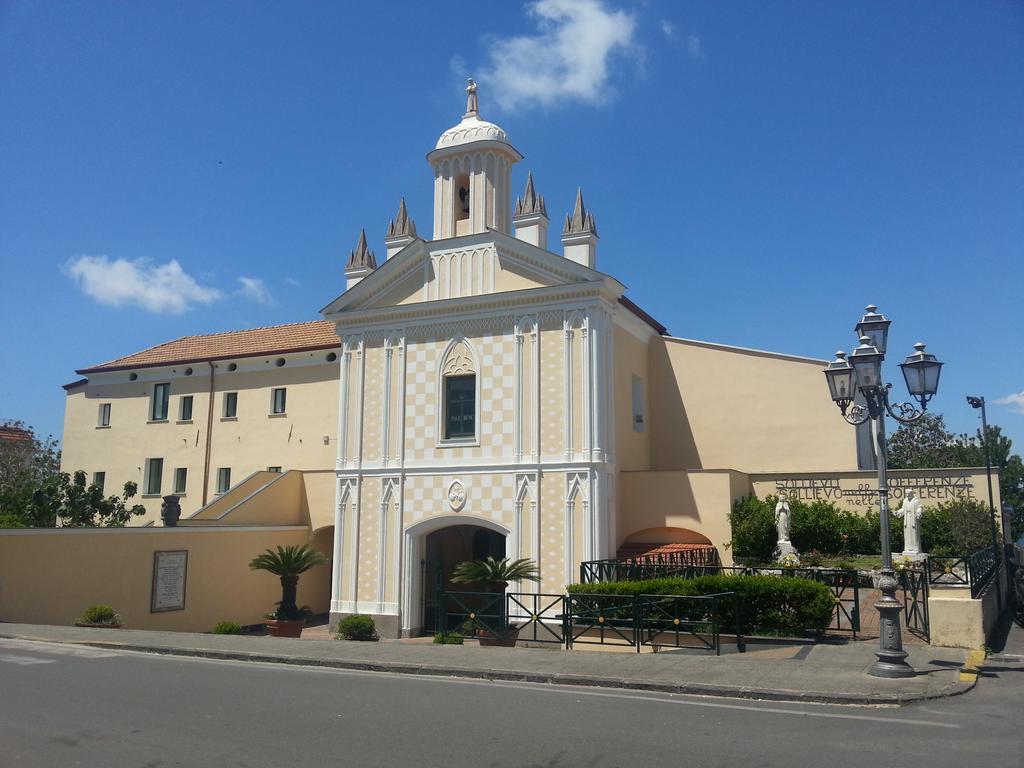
[59,83,903,636]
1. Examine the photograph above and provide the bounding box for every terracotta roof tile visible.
[77,320,339,374]
[0,425,33,443]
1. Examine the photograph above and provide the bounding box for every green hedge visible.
[730,495,993,560]
[567,575,835,636]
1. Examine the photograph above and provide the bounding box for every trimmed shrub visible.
[76,604,121,627]
[212,621,243,635]
[567,574,835,635]
[337,614,379,641]
[433,632,464,645]
[730,494,989,559]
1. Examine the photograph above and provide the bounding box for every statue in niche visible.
[895,489,925,560]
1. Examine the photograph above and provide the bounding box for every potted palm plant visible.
[451,557,539,647]
[249,544,328,638]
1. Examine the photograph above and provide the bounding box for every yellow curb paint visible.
[958,649,986,683]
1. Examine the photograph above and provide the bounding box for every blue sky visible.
[2,1,1022,451]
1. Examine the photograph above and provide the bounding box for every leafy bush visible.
[212,621,243,635]
[919,498,994,556]
[731,494,990,559]
[433,632,464,645]
[337,614,378,641]
[76,604,121,626]
[567,575,835,636]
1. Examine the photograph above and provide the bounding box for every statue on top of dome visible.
[465,78,478,117]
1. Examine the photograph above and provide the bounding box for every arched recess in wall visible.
[617,526,714,560]
[436,336,480,443]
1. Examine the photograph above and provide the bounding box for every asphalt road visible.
[1,637,1021,768]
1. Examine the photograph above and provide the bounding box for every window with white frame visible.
[631,375,646,433]
[151,383,170,421]
[216,467,231,494]
[173,467,188,495]
[271,387,287,415]
[439,338,478,443]
[97,403,111,427]
[144,458,163,495]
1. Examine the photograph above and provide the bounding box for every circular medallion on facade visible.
[447,479,467,512]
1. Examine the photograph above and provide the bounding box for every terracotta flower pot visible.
[477,626,519,647]
[265,619,304,638]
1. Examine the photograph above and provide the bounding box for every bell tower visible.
[427,79,523,240]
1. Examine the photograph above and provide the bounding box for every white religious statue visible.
[773,496,799,562]
[894,489,925,561]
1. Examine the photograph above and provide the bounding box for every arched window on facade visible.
[440,338,477,442]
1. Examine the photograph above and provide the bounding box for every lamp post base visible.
[869,570,915,678]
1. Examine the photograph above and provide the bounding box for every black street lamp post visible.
[823,305,943,678]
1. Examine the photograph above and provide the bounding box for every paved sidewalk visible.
[0,622,973,706]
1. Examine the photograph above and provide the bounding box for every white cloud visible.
[237,276,274,305]
[686,34,705,60]
[660,20,675,38]
[64,255,221,314]
[480,0,639,111]
[996,392,1024,414]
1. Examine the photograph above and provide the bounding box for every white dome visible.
[435,114,511,150]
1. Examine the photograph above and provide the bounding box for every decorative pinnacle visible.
[345,228,377,271]
[835,350,847,359]
[386,198,417,239]
[515,172,547,217]
[866,304,878,313]
[913,342,926,352]
[563,187,597,236]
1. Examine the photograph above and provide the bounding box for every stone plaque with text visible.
[151,550,188,612]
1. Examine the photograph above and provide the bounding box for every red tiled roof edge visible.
[63,378,89,391]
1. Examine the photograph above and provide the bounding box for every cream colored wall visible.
[617,470,746,565]
[648,338,857,473]
[62,359,338,525]
[613,326,651,470]
[539,471,567,593]
[539,322,565,459]
[0,526,322,632]
[184,471,307,527]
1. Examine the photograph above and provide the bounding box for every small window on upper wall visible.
[151,383,170,421]
[144,458,164,495]
[173,467,188,495]
[267,466,282,473]
[97,403,111,427]
[223,392,238,418]
[631,375,646,433]
[216,467,231,494]
[271,388,287,415]
[92,471,105,493]
[179,395,194,422]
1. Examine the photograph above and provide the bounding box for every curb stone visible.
[0,632,974,706]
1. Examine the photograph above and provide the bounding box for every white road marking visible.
[0,639,121,659]
[0,652,55,666]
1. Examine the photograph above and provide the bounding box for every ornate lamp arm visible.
[842,403,871,426]
[880,384,928,425]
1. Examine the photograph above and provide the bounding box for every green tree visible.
[1,422,145,527]
[887,415,1024,540]
[249,545,328,620]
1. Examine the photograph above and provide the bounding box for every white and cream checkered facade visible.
[318,93,655,633]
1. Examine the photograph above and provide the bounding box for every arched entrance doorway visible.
[422,525,505,634]
[402,516,509,636]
